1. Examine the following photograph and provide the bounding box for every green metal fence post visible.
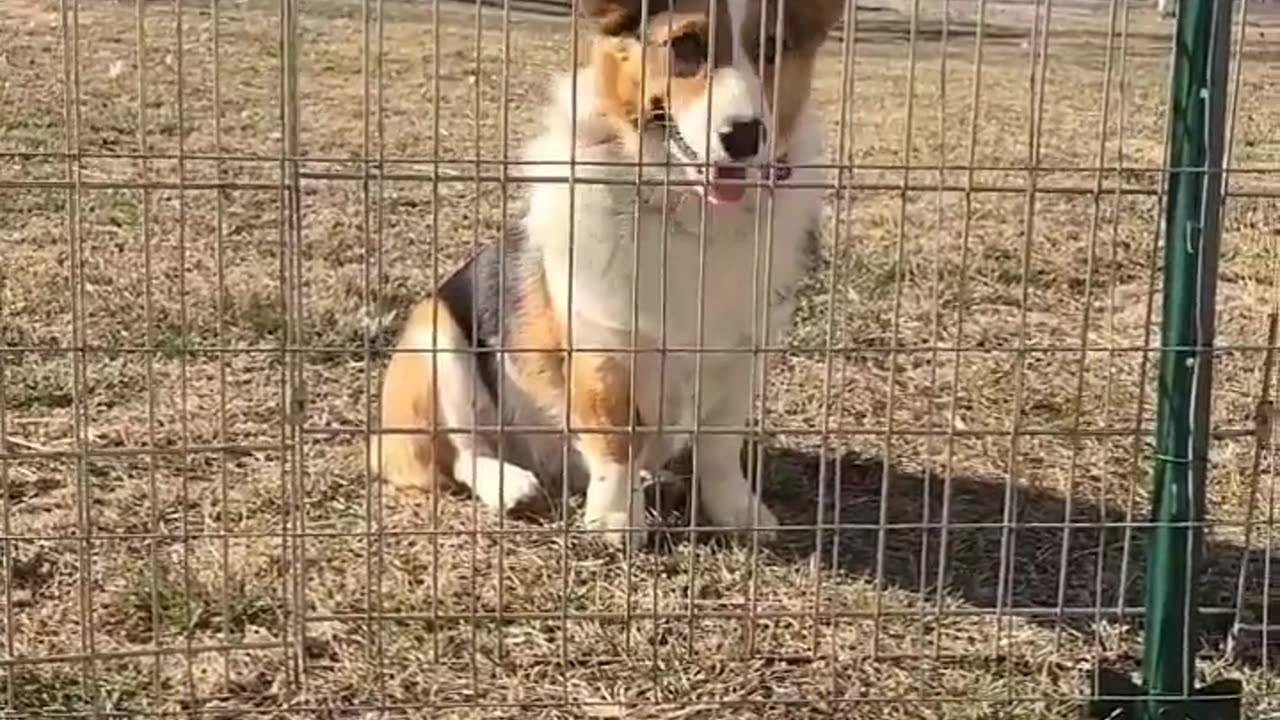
[1088,0,1241,717]
[1144,0,1232,712]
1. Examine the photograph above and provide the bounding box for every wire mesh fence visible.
[1,0,1278,717]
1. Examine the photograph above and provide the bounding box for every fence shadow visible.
[653,444,1277,669]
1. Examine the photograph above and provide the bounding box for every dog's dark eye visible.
[668,32,708,77]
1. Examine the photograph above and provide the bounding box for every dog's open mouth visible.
[660,121,790,205]
[702,164,746,204]
[696,162,793,204]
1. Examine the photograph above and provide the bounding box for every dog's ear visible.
[789,0,846,46]
[579,0,670,37]
[814,0,848,31]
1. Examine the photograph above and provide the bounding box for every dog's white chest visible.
[542,190,816,350]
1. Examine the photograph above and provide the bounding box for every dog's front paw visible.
[467,457,544,514]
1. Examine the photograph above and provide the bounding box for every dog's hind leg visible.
[376,298,542,513]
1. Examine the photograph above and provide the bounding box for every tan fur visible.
[504,273,643,468]
[589,18,728,154]
[374,298,458,495]
[585,0,732,150]
[568,352,639,465]
[507,271,568,410]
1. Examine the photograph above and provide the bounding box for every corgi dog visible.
[375,0,843,547]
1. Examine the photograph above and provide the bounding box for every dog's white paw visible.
[466,457,543,513]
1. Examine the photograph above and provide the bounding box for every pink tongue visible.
[707,165,746,204]
[708,182,745,204]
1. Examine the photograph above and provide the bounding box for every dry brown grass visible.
[3,0,1280,717]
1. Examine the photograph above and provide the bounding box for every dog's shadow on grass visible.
[650,444,1277,669]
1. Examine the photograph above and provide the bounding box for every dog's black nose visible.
[719,119,766,161]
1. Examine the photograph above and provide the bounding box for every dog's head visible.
[580,0,844,205]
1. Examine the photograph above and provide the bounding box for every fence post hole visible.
[1088,0,1241,718]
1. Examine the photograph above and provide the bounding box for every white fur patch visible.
[453,455,543,512]
[673,66,765,163]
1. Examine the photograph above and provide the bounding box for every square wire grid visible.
[0,0,1278,718]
